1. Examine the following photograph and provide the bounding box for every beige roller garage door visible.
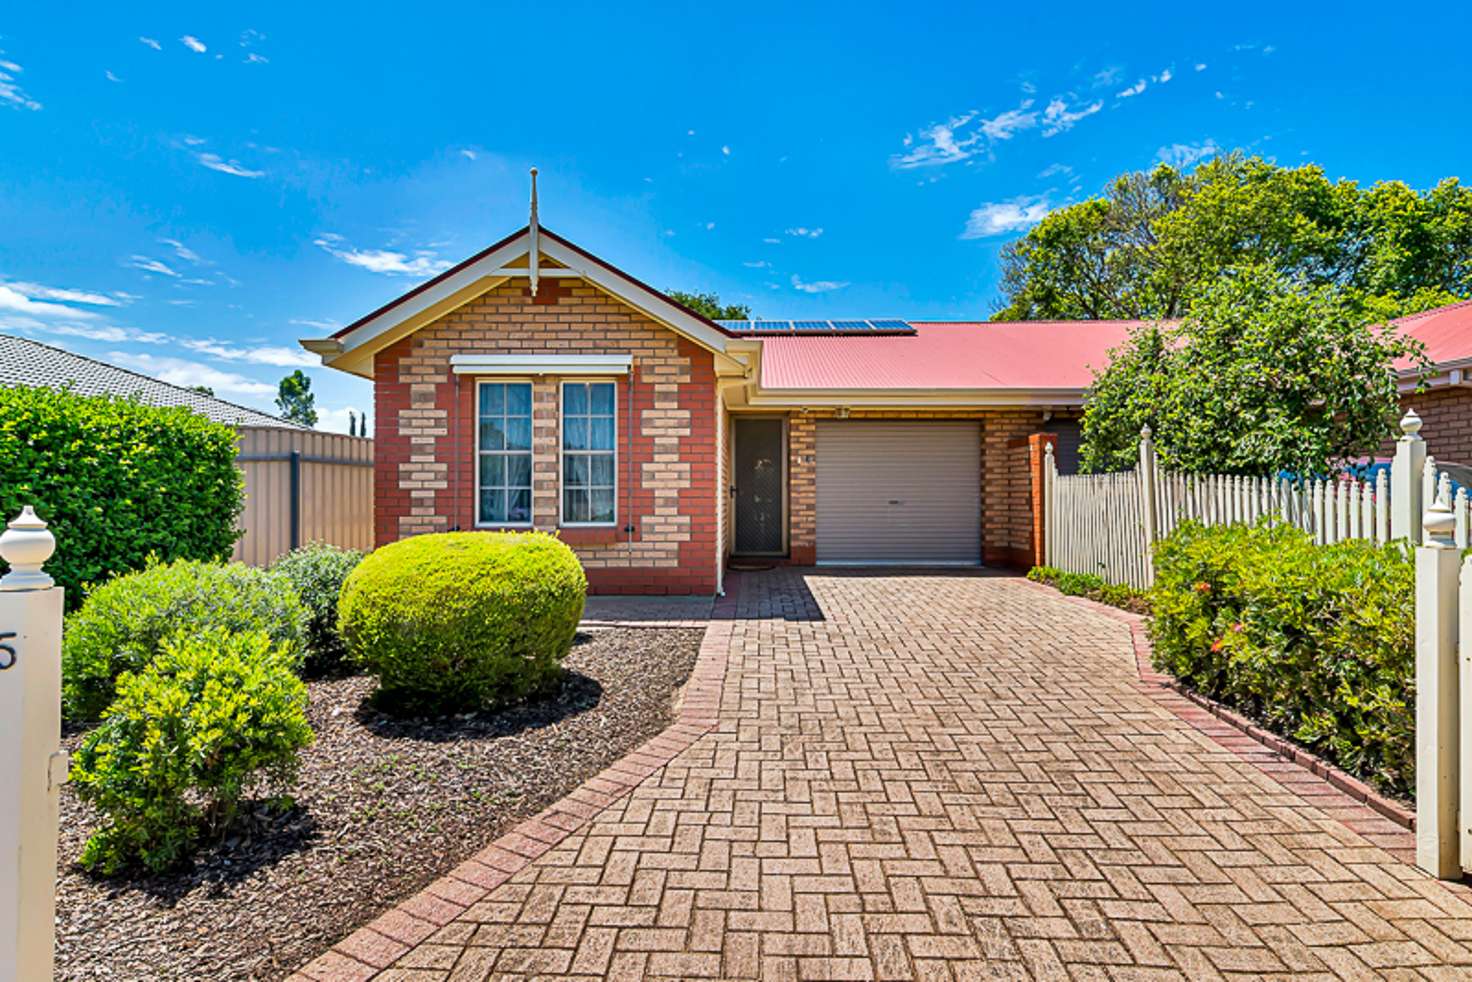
[816,421,981,564]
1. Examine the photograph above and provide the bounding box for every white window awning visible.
[449,354,632,376]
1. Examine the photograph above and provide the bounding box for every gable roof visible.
[0,334,300,429]
[1394,299,1472,370]
[304,225,741,378]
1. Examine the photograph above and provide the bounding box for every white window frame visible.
[558,378,619,528]
[475,379,535,528]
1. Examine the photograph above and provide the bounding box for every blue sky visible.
[1,3,1467,431]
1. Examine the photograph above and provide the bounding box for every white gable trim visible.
[311,227,733,377]
[450,353,632,375]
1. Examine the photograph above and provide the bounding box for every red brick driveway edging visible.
[290,620,734,982]
[1018,578,1417,860]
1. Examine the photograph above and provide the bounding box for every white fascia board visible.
[742,387,1090,409]
[538,236,733,354]
[450,353,632,376]
[336,232,531,354]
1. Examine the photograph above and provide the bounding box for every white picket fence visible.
[1042,410,1459,589]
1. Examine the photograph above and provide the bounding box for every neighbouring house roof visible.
[0,334,300,429]
[1394,299,1472,372]
[758,320,1142,393]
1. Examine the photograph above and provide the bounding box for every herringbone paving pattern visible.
[341,570,1472,980]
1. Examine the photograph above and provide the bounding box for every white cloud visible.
[4,281,123,307]
[1041,98,1102,137]
[460,148,478,160]
[1156,140,1220,169]
[129,256,181,278]
[105,70,123,83]
[108,352,277,399]
[0,53,41,111]
[743,260,770,269]
[196,152,264,178]
[1038,162,1073,179]
[785,227,824,239]
[159,238,207,265]
[721,145,731,156]
[315,405,371,436]
[180,36,207,54]
[244,53,268,65]
[139,37,162,50]
[762,237,781,245]
[1092,66,1122,87]
[314,234,452,277]
[1195,63,1208,72]
[180,338,318,367]
[893,101,1043,169]
[790,274,848,294]
[978,105,1037,141]
[704,221,715,231]
[290,317,340,331]
[0,285,104,319]
[960,195,1052,239]
[1117,79,1146,99]
[20,322,167,345]
[1153,68,1174,84]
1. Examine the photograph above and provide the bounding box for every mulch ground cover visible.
[54,627,703,981]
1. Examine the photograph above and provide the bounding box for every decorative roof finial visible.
[528,167,541,297]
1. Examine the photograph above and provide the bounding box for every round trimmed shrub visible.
[271,543,364,676]
[62,558,308,721]
[70,627,313,875]
[339,531,587,714]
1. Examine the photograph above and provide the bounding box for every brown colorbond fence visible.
[233,426,374,565]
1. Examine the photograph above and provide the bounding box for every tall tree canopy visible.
[994,154,1472,322]
[276,370,318,428]
[1079,265,1427,476]
[667,290,751,321]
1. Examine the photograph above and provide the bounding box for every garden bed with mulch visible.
[54,627,703,981]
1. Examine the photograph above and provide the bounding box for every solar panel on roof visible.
[713,318,916,336]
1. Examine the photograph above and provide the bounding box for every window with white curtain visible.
[561,381,616,525]
[477,381,533,525]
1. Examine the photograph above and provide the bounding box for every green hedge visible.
[0,387,243,604]
[71,628,313,874]
[62,558,308,721]
[271,543,364,676]
[339,531,587,715]
[1149,521,1414,797]
[1026,566,1147,611]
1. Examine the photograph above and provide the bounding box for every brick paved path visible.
[307,570,1472,980]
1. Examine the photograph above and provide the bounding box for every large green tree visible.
[1080,265,1428,476]
[668,290,751,321]
[276,370,318,428]
[994,154,1472,322]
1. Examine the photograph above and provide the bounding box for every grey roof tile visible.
[0,334,301,429]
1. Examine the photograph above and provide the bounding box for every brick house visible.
[301,219,1472,596]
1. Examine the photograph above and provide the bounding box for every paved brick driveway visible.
[310,569,1472,980]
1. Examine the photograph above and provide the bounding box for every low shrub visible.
[62,558,308,721]
[339,531,587,715]
[1027,565,1147,611]
[271,543,364,675]
[0,386,243,605]
[70,628,313,874]
[1149,520,1414,797]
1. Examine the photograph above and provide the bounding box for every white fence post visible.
[1043,442,1057,568]
[0,507,64,982]
[1417,489,1462,879]
[1392,410,1426,543]
[1138,426,1158,549]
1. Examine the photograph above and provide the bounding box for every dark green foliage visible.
[271,543,364,675]
[994,153,1472,322]
[1149,521,1415,797]
[666,290,751,321]
[339,531,587,715]
[70,628,313,874]
[1080,266,1427,475]
[1026,566,1146,611]
[275,370,317,427]
[62,559,308,721]
[0,387,244,605]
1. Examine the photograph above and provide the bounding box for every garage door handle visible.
[888,499,903,505]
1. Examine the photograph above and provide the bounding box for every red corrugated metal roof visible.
[1394,299,1472,370]
[759,320,1143,391]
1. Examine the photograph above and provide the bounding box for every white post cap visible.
[1401,409,1423,438]
[1424,486,1457,547]
[0,506,56,591]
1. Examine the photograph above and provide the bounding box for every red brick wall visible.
[1399,389,1472,466]
[373,280,719,595]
